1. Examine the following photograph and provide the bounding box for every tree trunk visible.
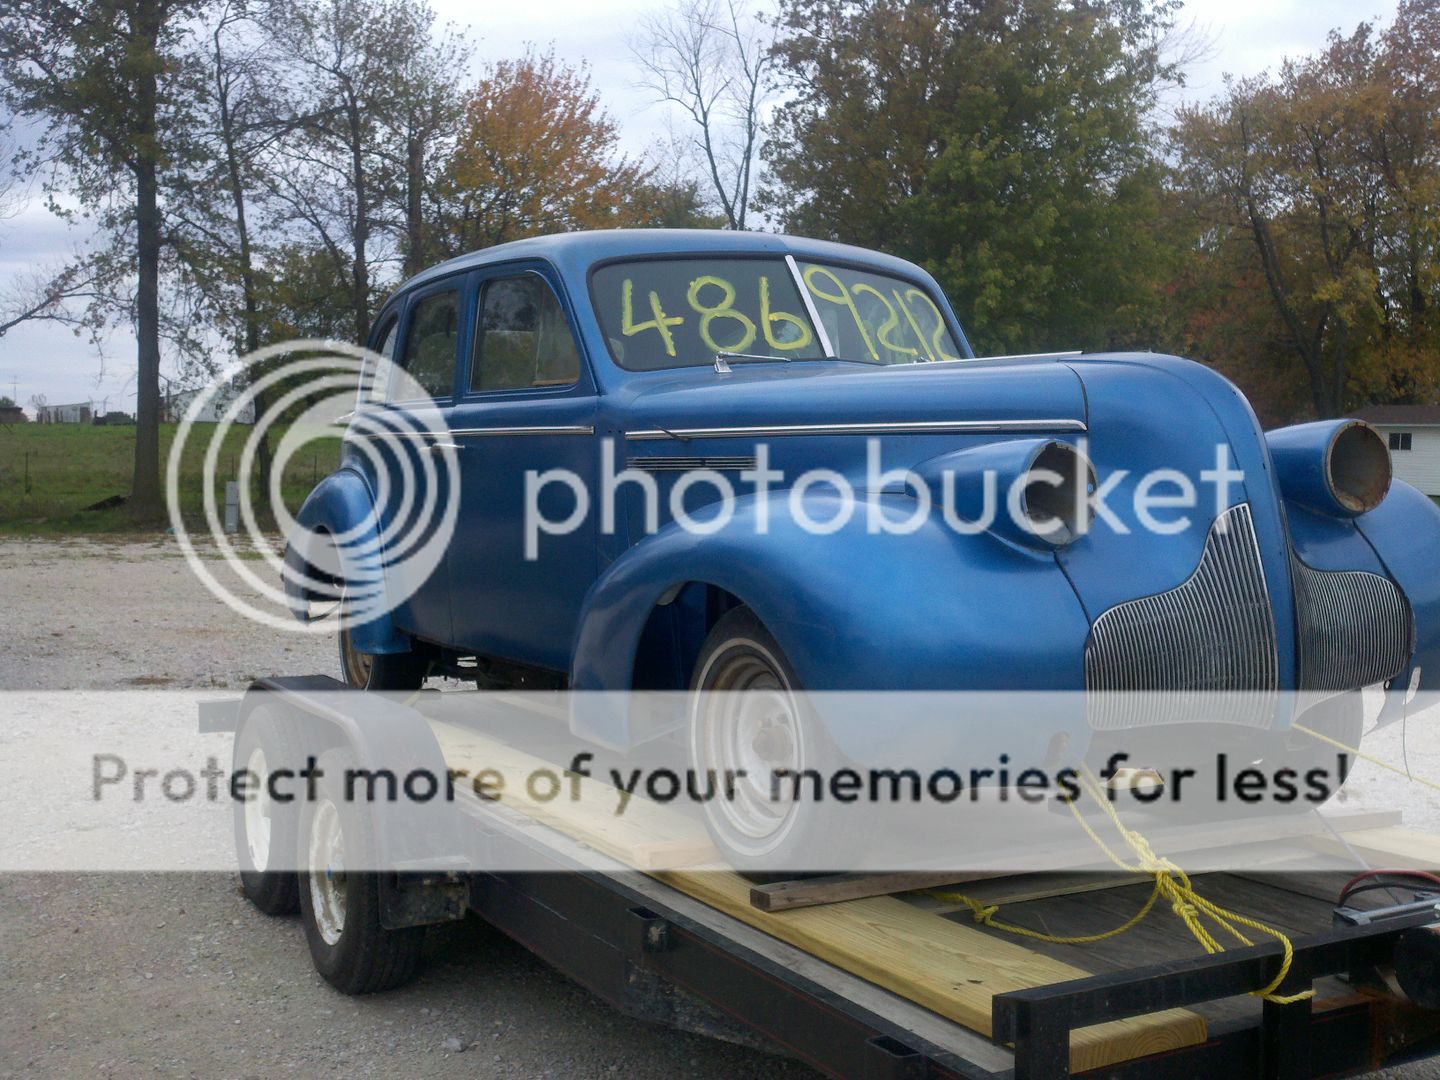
[348,96,370,344]
[405,128,425,277]
[129,1,164,523]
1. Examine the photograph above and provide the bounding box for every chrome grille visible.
[1292,555,1412,692]
[1085,504,1278,730]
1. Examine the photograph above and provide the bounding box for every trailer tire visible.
[233,707,302,916]
[298,748,425,994]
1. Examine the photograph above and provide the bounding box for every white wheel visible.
[306,798,347,946]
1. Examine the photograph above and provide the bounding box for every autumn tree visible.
[1170,0,1440,418]
[0,0,207,521]
[435,50,652,254]
[763,0,1181,356]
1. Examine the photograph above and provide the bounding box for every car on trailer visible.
[277,228,1440,869]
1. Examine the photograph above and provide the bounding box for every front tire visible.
[689,606,840,872]
[298,748,426,994]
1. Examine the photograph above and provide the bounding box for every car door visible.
[372,277,466,646]
[446,262,598,671]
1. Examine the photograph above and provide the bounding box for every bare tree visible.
[632,0,773,230]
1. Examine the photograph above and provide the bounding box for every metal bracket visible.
[627,905,672,954]
[862,1034,925,1080]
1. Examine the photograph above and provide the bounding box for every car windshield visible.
[590,256,965,371]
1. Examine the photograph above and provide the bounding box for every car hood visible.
[612,358,1089,434]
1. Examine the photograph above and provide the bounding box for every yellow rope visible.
[925,766,1315,1004]
[1291,720,1440,795]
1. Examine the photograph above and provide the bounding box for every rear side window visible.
[471,275,581,392]
[394,289,459,401]
[362,316,399,402]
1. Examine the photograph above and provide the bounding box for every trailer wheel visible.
[298,748,425,994]
[232,707,301,915]
[689,606,840,873]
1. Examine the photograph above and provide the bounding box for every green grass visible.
[0,422,340,534]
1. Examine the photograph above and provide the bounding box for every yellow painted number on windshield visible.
[759,275,813,351]
[802,265,878,362]
[687,276,757,353]
[905,288,959,361]
[622,278,683,357]
[851,283,918,359]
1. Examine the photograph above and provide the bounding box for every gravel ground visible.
[0,536,1435,1078]
[0,538,821,1080]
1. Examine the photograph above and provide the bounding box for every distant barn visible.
[0,404,27,424]
[1352,405,1440,497]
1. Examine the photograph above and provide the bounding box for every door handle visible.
[427,441,463,451]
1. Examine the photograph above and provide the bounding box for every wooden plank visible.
[1302,826,1440,869]
[429,719,719,871]
[658,868,1206,1073]
[914,871,1149,913]
[751,870,992,912]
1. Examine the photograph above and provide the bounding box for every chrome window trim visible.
[785,253,835,359]
[624,418,1088,441]
[350,424,594,440]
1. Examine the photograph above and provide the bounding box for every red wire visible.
[1338,868,1440,904]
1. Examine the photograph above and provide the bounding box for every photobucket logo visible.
[165,341,460,632]
[524,439,1246,557]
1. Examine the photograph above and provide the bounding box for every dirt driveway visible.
[0,537,1432,1079]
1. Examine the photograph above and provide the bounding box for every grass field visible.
[0,421,340,533]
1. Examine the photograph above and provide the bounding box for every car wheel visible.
[689,606,840,873]
[337,618,428,691]
[233,706,301,916]
[298,748,426,994]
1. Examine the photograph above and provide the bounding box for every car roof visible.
[396,229,932,296]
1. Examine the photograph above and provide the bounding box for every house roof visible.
[1351,404,1440,427]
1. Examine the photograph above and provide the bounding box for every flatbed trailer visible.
[212,677,1440,1080]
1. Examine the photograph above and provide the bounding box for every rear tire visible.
[298,748,425,994]
[338,620,427,691]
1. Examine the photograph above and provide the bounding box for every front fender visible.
[1356,479,1440,700]
[569,490,1093,756]
[284,468,407,655]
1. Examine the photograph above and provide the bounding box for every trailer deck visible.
[225,677,1440,1080]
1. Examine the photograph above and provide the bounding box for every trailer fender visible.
[236,676,467,928]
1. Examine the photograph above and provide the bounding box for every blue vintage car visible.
[283,228,1440,864]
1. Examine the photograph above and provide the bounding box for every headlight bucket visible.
[1266,419,1392,518]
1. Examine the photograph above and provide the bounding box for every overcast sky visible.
[0,0,1395,413]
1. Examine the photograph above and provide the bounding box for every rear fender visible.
[284,469,407,655]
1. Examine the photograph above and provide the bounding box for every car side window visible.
[393,289,459,402]
[471,275,580,392]
[362,316,399,402]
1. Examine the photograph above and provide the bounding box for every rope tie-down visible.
[925,765,1315,1005]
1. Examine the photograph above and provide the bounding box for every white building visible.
[35,401,92,424]
[165,383,255,424]
[1353,405,1440,497]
